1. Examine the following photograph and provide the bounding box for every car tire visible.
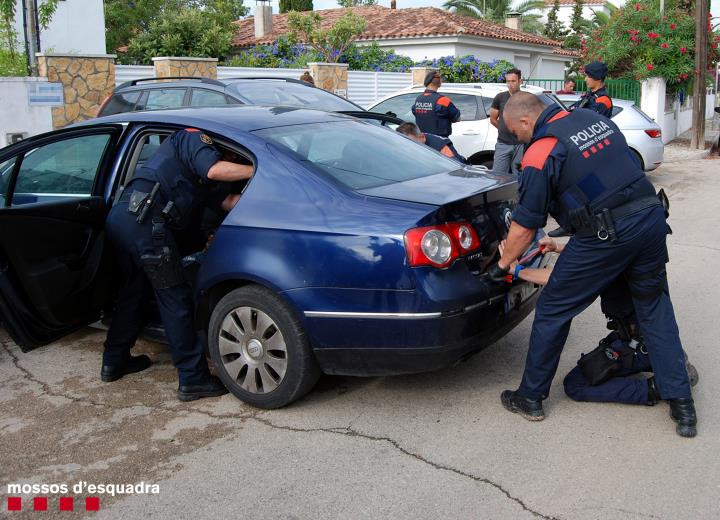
[208,285,320,409]
[631,149,645,170]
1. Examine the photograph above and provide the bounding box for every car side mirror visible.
[715,107,720,114]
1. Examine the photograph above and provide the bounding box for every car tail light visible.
[645,129,662,138]
[97,94,112,116]
[404,222,480,268]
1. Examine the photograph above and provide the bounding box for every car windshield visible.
[254,120,461,189]
[226,80,361,111]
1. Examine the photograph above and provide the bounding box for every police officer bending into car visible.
[101,129,253,401]
[396,122,467,163]
[490,92,697,437]
[412,70,461,138]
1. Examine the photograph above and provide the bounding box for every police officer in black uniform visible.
[101,129,253,401]
[490,92,697,437]
[570,60,614,118]
[396,122,467,163]
[411,70,461,138]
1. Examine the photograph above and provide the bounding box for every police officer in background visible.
[412,70,461,138]
[490,68,523,175]
[570,60,613,118]
[490,92,697,437]
[101,129,253,401]
[396,122,467,163]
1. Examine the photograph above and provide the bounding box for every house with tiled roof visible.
[234,6,578,79]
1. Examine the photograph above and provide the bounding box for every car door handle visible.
[461,132,481,136]
[76,201,92,213]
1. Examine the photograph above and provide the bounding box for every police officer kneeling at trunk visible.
[102,129,253,401]
[490,92,697,437]
[396,122,467,163]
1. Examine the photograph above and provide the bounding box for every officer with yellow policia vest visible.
[412,70,461,138]
[101,129,253,401]
[490,92,697,437]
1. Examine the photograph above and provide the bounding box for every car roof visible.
[78,105,352,132]
[114,76,311,91]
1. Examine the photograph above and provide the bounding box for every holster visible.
[140,217,185,290]
[577,340,635,386]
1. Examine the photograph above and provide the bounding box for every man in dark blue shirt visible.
[488,92,697,437]
[396,122,467,163]
[102,129,253,401]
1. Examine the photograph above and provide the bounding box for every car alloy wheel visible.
[218,306,287,394]
[208,285,320,408]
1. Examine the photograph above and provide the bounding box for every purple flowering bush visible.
[415,56,515,83]
[227,41,514,78]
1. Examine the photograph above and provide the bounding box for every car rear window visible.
[226,81,360,111]
[101,91,141,116]
[254,120,460,189]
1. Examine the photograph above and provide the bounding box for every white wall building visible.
[12,0,106,55]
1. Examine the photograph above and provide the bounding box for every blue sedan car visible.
[0,106,543,408]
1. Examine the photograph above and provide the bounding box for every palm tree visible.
[443,0,547,35]
[589,3,617,29]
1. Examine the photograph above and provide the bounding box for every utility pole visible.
[22,0,40,76]
[691,0,708,149]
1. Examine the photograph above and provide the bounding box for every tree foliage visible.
[544,0,568,41]
[0,0,59,55]
[279,0,313,13]
[337,0,378,6]
[287,11,366,62]
[105,0,247,54]
[564,0,585,50]
[126,8,235,63]
[582,0,719,94]
[442,0,546,35]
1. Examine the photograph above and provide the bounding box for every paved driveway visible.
[1,158,719,519]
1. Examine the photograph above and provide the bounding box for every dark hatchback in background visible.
[98,76,365,116]
[0,106,545,408]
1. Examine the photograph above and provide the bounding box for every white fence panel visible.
[348,71,412,108]
[115,65,153,86]
[217,66,301,80]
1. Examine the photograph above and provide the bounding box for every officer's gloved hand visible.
[487,263,510,283]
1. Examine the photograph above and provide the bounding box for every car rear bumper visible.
[309,287,539,376]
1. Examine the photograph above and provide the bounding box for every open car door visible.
[0,125,124,351]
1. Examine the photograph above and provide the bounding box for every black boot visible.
[668,398,697,438]
[501,390,545,421]
[547,226,572,238]
[101,355,152,382]
[178,375,229,402]
[646,376,660,406]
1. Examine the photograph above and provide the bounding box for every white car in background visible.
[369,85,663,171]
[555,94,664,171]
[369,83,555,168]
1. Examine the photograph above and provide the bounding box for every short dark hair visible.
[564,78,575,86]
[397,122,421,137]
[506,68,522,79]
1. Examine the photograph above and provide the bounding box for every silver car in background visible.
[556,95,664,171]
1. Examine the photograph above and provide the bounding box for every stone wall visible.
[36,53,116,129]
[411,66,435,88]
[152,57,218,79]
[308,62,348,97]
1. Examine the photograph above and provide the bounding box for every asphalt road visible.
[1,157,719,520]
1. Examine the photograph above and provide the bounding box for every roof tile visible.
[233,6,566,48]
